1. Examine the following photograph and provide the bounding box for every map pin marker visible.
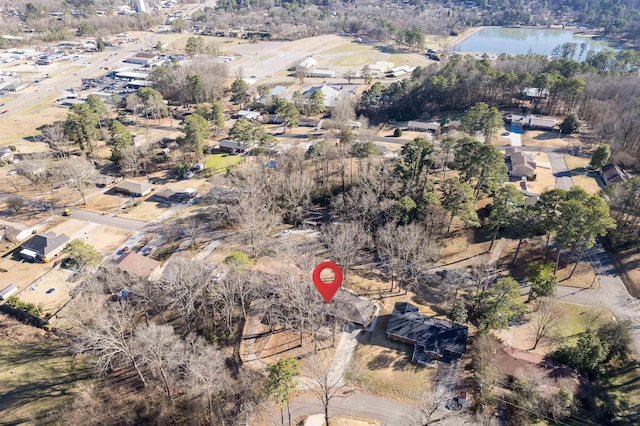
[312,261,343,304]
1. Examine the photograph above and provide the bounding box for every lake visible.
[450,27,618,58]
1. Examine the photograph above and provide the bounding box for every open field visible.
[521,130,577,149]
[0,315,91,425]
[0,97,67,146]
[352,315,436,400]
[0,255,57,294]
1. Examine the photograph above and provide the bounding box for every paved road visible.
[68,208,147,231]
[289,392,414,426]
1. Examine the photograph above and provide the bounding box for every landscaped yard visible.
[0,315,91,424]
[205,153,242,173]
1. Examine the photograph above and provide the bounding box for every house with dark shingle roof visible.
[19,232,70,262]
[601,163,630,185]
[331,288,375,327]
[386,302,468,365]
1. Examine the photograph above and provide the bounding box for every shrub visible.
[8,145,16,152]
[393,128,403,137]
[6,296,42,317]
[224,251,251,267]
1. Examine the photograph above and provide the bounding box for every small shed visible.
[0,284,18,300]
[601,163,630,185]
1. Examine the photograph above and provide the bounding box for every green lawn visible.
[564,155,590,171]
[559,303,611,345]
[205,153,242,173]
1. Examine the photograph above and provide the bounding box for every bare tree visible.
[6,196,27,214]
[132,323,182,403]
[377,223,439,293]
[69,291,147,387]
[329,93,356,133]
[471,332,504,410]
[18,160,59,193]
[530,297,564,350]
[303,352,356,426]
[405,385,456,425]
[321,222,371,282]
[158,257,216,335]
[57,157,99,205]
[179,335,230,423]
[228,165,281,257]
[42,121,73,158]
[126,93,143,130]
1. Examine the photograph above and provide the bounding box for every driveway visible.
[289,391,414,426]
[547,151,573,190]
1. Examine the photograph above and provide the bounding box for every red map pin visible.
[312,261,343,304]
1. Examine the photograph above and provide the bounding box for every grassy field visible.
[596,361,640,423]
[0,315,91,424]
[571,174,602,194]
[205,153,242,173]
[564,155,590,171]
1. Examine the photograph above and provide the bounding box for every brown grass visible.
[571,175,602,195]
[351,315,436,400]
[0,315,91,424]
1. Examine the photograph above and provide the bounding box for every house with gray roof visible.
[505,147,536,179]
[114,179,153,197]
[19,232,70,262]
[386,302,468,365]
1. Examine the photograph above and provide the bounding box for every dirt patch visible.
[84,192,127,213]
[16,267,78,315]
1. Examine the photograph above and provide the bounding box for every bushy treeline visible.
[356,52,640,165]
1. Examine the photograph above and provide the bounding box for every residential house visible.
[522,87,549,98]
[0,146,14,162]
[507,114,556,130]
[386,302,468,365]
[407,121,440,133]
[115,251,160,279]
[505,147,536,179]
[94,174,119,187]
[308,68,336,78]
[303,85,341,109]
[19,232,70,262]
[154,187,196,204]
[387,65,415,78]
[331,289,376,327]
[114,179,153,197]
[218,139,248,153]
[601,163,630,185]
[233,110,261,121]
[367,61,395,78]
[0,219,32,242]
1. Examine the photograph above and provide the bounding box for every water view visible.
[450,27,618,58]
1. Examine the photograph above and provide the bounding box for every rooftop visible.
[115,251,160,278]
